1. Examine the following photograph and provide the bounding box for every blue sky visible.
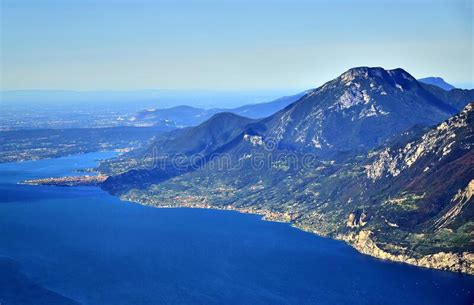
[1,0,472,90]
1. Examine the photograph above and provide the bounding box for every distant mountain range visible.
[100,67,474,274]
[418,77,456,91]
[125,91,307,127]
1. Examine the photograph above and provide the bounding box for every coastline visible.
[20,175,108,186]
[17,169,473,276]
[121,194,474,276]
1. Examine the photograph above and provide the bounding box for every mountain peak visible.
[340,66,384,83]
[262,67,459,156]
[338,67,416,84]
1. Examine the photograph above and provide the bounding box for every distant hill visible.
[226,92,308,118]
[129,106,215,128]
[127,91,306,128]
[418,77,456,91]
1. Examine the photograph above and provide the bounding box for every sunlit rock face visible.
[341,230,474,274]
[366,103,473,181]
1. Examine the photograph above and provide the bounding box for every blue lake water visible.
[0,152,473,305]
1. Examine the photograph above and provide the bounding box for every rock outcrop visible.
[340,230,474,275]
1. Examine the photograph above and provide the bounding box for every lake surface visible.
[0,152,473,305]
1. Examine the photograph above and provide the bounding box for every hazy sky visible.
[1,0,472,90]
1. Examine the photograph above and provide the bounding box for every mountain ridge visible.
[126,91,306,128]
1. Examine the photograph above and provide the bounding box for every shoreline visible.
[20,175,108,187]
[121,194,474,276]
[17,169,473,276]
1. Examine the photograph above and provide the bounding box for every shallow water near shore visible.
[0,152,473,305]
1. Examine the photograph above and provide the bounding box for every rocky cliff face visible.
[340,230,474,275]
[339,104,474,273]
[361,103,474,234]
[434,179,474,230]
[366,103,473,181]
